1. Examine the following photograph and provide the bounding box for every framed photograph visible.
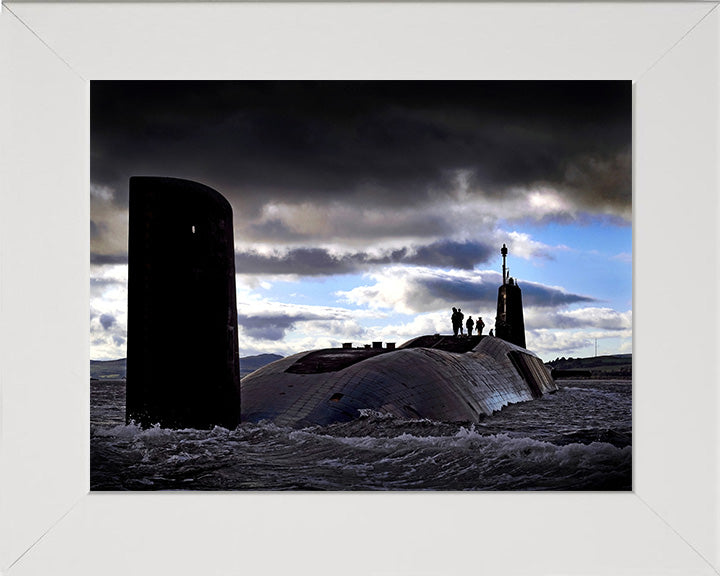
[1,2,718,574]
[89,79,632,493]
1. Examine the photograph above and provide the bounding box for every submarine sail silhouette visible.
[126,177,555,430]
[126,177,241,429]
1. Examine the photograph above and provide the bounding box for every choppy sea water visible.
[91,379,631,491]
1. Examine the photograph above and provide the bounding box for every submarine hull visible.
[241,336,556,428]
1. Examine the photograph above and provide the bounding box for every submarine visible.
[240,244,557,428]
[126,177,556,430]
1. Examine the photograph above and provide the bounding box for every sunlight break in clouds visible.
[336,266,593,315]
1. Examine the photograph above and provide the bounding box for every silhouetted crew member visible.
[489,328,494,337]
[458,308,465,335]
[477,316,485,336]
[466,316,475,336]
[451,307,459,336]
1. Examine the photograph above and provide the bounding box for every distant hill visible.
[545,354,631,379]
[240,354,283,378]
[90,353,284,380]
[90,358,127,380]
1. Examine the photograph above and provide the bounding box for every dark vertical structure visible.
[127,177,241,429]
[495,244,526,349]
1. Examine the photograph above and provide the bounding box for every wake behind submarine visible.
[126,177,556,430]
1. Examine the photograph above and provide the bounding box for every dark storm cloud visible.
[91,252,128,265]
[405,241,496,269]
[91,81,631,219]
[517,282,595,308]
[399,273,595,312]
[236,248,359,276]
[237,312,323,341]
[422,276,500,304]
[99,314,116,330]
[235,240,496,276]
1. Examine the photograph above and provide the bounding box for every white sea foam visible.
[91,379,632,490]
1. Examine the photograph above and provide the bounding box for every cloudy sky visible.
[90,81,631,362]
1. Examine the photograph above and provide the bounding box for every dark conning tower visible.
[126,177,241,429]
[495,244,526,349]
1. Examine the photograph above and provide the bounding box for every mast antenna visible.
[501,244,508,285]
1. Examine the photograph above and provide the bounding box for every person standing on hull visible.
[451,307,459,336]
[477,316,485,336]
[466,316,475,336]
[458,308,465,335]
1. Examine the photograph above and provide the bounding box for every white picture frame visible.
[1,2,718,574]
